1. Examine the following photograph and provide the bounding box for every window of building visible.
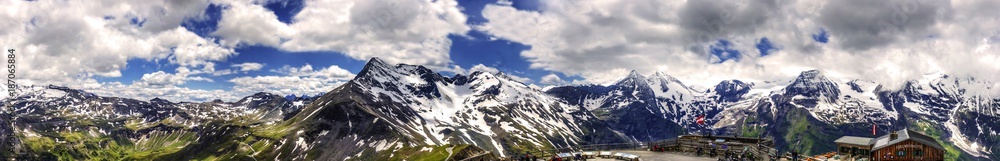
[914,150,923,156]
[896,150,906,156]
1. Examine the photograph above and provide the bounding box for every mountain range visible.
[2,57,997,160]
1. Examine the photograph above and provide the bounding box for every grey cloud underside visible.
[478,0,1000,97]
[818,0,949,50]
[678,0,779,42]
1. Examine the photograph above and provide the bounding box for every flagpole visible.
[872,124,876,136]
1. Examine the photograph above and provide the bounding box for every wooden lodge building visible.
[834,136,873,159]
[833,129,945,161]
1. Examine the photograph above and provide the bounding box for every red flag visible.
[696,115,706,125]
[872,124,876,136]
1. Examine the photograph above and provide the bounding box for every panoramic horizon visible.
[2,0,1000,160]
[9,57,990,103]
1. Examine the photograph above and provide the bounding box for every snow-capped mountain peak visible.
[646,71,698,103]
[785,70,840,101]
[618,70,647,84]
[295,57,627,158]
[710,80,752,102]
[609,71,655,100]
[648,71,686,88]
[652,71,678,82]
[5,58,998,160]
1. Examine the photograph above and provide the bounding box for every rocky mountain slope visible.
[272,58,628,160]
[0,85,316,160]
[0,58,630,160]
[547,69,998,160]
[709,71,998,159]
[1,58,997,160]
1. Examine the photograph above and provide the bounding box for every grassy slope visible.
[751,110,983,159]
[15,112,297,161]
[19,127,197,160]
[909,119,974,160]
[349,144,480,161]
[778,108,838,156]
[740,115,765,138]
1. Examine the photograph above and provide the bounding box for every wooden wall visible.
[870,140,944,161]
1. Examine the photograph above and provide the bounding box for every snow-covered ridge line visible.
[335,57,611,157]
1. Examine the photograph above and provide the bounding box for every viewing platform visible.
[504,134,792,161]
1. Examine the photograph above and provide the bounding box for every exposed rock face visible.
[3,58,997,160]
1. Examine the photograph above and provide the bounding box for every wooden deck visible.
[647,135,778,160]
[502,135,794,161]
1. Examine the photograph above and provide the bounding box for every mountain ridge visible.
[1,58,998,160]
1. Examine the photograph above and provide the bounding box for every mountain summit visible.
[785,70,841,101]
[265,57,628,160]
[2,58,998,160]
[710,80,751,102]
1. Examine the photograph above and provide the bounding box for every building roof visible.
[870,129,945,151]
[834,136,874,146]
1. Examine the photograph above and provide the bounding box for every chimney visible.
[889,131,898,140]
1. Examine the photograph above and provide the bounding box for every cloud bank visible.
[3,0,999,101]
[477,0,1000,94]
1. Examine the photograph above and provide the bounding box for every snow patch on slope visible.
[946,119,991,158]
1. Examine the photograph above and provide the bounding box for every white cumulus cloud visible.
[230,64,356,97]
[540,73,568,85]
[0,0,234,86]
[232,62,265,72]
[477,0,1000,92]
[211,0,470,70]
[44,64,355,102]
